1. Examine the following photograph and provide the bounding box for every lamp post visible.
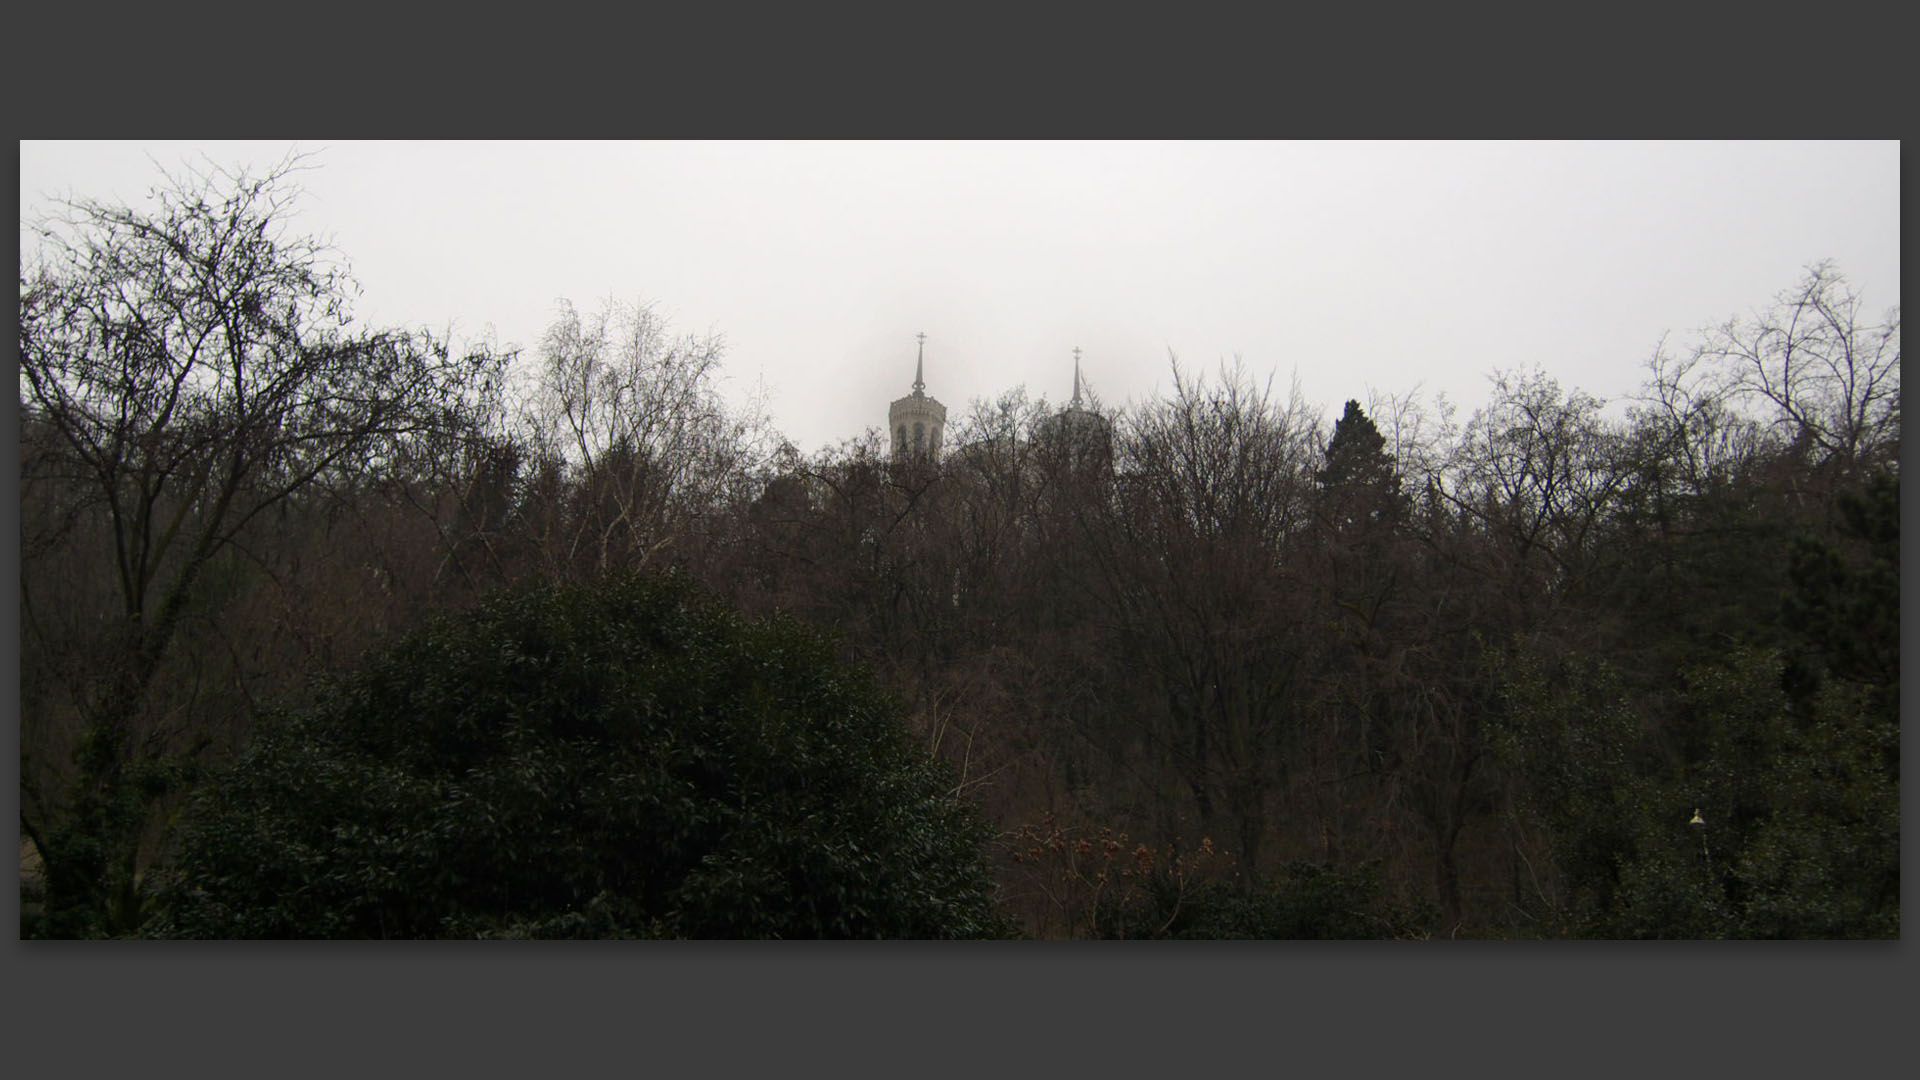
[1689,809,1711,875]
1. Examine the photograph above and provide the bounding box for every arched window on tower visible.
[914,422,925,453]
[897,425,907,454]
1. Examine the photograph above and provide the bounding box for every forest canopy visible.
[19,158,1899,939]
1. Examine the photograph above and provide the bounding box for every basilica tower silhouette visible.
[888,332,947,461]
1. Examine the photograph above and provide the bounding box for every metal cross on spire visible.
[914,332,927,394]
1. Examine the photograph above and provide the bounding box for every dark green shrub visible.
[150,573,1008,938]
[1490,643,1897,940]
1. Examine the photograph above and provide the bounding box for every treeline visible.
[19,161,1899,937]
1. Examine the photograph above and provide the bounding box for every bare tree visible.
[1094,358,1322,879]
[1445,369,1633,613]
[1691,262,1899,472]
[1630,343,1769,503]
[519,298,772,580]
[18,155,506,935]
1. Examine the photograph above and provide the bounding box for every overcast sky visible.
[19,141,1900,455]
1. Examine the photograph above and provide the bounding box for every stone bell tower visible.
[888,332,947,461]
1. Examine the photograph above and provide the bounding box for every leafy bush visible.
[150,573,1008,938]
[1490,644,1897,939]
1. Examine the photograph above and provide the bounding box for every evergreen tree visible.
[1317,400,1403,530]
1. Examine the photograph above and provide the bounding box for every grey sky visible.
[19,141,1900,455]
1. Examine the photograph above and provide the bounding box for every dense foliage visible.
[151,574,1007,938]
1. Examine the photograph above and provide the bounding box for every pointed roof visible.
[913,331,927,395]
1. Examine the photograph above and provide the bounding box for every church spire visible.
[889,331,946,461]
[1071,346,1083,409]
